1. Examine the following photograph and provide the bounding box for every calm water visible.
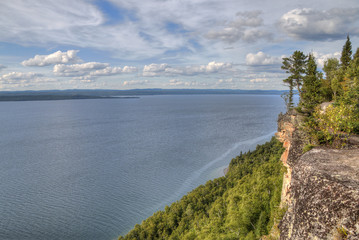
[0,95,284,240]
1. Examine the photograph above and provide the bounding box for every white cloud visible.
[279,8,359,41]
[168,79,184,86]
[312,51,341,68]
[216,78,235,87]
[123,80,149,86]
[53,62,137,79]
[143,61,232,77]
[0,1,186,59]
[143,63,169,76]
[206,11,272,43]
[205,61,232,73]
[218,78,233,84]
[246,52,282,65]
[167,79,207,87]
[250,78,268,83]
[122,66,138,73]
[0,72,56,87]
[22,50,81,66]
[54,62,110,77]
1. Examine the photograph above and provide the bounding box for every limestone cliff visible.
[276,111,359,239]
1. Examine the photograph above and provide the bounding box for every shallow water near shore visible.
[0,94,284,239]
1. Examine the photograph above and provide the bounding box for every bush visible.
[314,103,358,141]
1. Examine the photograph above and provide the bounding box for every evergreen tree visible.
[300,54,322,112]
[340,35,352,70]
[281,51,307,104]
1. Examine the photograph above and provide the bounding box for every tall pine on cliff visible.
[281,51,307,108]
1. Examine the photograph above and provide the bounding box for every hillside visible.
[119,137,285,240]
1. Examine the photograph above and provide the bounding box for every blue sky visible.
[0,0,358,91]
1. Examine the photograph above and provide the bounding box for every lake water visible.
[0,95,285,240]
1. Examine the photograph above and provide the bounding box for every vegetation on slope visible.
[119,137,285,240]
[281,35,359,147]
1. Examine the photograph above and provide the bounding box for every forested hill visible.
[119,137,285,240]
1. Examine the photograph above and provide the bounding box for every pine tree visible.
[281,51,307,107]
[300,54,322,112]
[340,35,352,70]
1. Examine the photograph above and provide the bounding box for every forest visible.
[119,137,285,240]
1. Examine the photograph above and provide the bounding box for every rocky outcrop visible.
[276,111,359,239]
[275,110,305,206]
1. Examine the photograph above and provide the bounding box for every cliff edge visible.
[276,111,359,239]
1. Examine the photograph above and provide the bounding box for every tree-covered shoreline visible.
[119,137,285,240]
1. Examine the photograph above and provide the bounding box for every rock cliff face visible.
[276,111,359,239]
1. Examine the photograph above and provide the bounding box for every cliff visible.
[276,110,359,239]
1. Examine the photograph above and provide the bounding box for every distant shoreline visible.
[0,88,290,102]
[0,95,139,102]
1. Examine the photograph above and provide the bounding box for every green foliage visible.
[281,50,308,107]
[300,54,323,112]
[323,58,340,100]
[310,103,358,145]
[340,35,352,70]
[302,144,315,153]
[119,138,286,240]
[283,36,359,148]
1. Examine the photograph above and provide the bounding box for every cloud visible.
[246,52,282,65]
[217,78,233,84]
[53,62,138,82]
[53,62,110,76]
[279,8,359,41]
[216,78,235,87]
[312,51,341,68]
[143,63,169,76]
[143,61,232,77]
[0,1,188,59]
[22,50,81,66]
[206,11,272,43]
[250,78,268,83]
[123,80,149,86]
[168,79,184,86]
[0,72,56,87]
[167,79,207,87]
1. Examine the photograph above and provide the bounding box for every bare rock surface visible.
[277,111,359,239]
[279,147,359,239]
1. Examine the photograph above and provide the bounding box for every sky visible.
[0,0,358,91]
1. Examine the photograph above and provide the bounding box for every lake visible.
[0,95,285,240]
